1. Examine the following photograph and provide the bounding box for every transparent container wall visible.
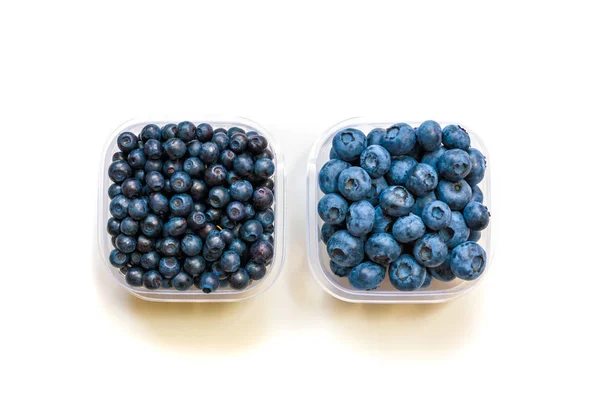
[306,118,492,303]
[98,117,286,302]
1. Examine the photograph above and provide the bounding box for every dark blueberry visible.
[230,180,253,202]
[176,121,196,142]
[255,209,275,227]
[140,251,160,270]
[249,240,274,264]
[392,213,426,244]
[139,214,161,238]
[471,185,484,203]
[109,249,129,267]
[199,142,219,164]
[420,269,433,289]
[188,180,207,202]
[183,256,206,276]
[108,183,122,199]
[465,148,486,186]
[226,201,247,222]
[109,195,130,219]
[160,124,177,141]
[127,149,146,169]
[140,124,161,141]
[170,171,192,193]
[346,200,375,237]
[196,123,213,142]
[182,157,203,178]
[253,158,275,179]
[169,193,193,217]
[157,237,181,256]
[148,193,169,217]
[204,164,227,186]
[207,186,231,209]
[163,217,187,237]
[348,262,386,290]
[406,163,438,197]
[181,234,203,256]
[143,138,163,160]
[145,171,165,192]
[220,228,236,245]
[171,271,193,290]
[233,154,254,177]
[227,126,245,137]
[229,132,248,154]
[187,211,207,231]
[320,223,340,244]
[422,200,452,230]
[429,257,456,282]
[111,236,117,247]
[203,247,223,262]
[332,128,367,162]
[318,193,348,225]
[243,203,256,220]
[438,149,472,182]
[364,233,402,266]
[134,169,145,182]
[119,217,138,236]
[229,268,250,290]
[367,128,385,146]
[240,219,263,242]
[128,198,149,220]
[468,230,482,242]
[193,203,206,212]
[411,191,437,218]
[252,187,274,211]
[330,261,353,277]
[142,270,163,290]
[439,211,470,249]
[262,178,275,191]
[381,123,416,156]
[421,147,447,169]
[117,132,138,153]
[159,257,181,279]
[197,271,220,293]
[406,140,424,160]
[337,166,372,201]
[246,261,266,280]
[436,179,472,211]
[212,132,229,150]
[187,140,202,157]
[463,201,490,231]
[385,156,417,185]
[413,233,448,268]
[112,152,126,161]
[450,242,486,280]
[246,171,262,185]
[372,206,393,233]
[416,120,443,152]
[205,230,226,251]
[442,125,470,150]
[229,238,248,257]
[115,234,137,254]
[327,230,364,267]
[220,250,240,273]
[365,176,388,206]
[136,235,155,253]
[107,218,121,236]
[164,137,187,160]
[163,179,172,194]
[205,208,223,223]
[197,223,217,240]
[219,149,236,170]
[125,267,144,286]
[162,159,183,177]
[227,171,241,185]
[260,233,274,243]
[389,254,427,291]
[220,215,236,230]
[379,186,415,217]
[360,145,392,179]
[255,148,273,160]
[247,134,268,154]
[108,160,132,183]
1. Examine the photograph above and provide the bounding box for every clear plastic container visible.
[306,117,492,303]
[98,116,286,302]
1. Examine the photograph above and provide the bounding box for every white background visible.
[1,1,599,399]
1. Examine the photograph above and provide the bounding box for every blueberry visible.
[197,223,217,240]
[332,128,366,162]
[439,211,470,249]
[416,120,443,152]
[204,164,227,186]
[203,247,223,262]
[233,154,254,177]
[229,238,248,257]
[220,215,237,230]
[170,171,192,193]
[193,203,206,213]
[249,240,274,264]
[465,148,486,186]
[206,186,229,209]
[247,134,268,154]
[187,140,202,157]
[140,124,161,141]
[108,183,122,199]
[160,124,177,141]
[229,268,250,290]
[380,123,416,156]
[346,200,375,237]
[199,142,219,164]
[176,121,196,142]
[125,267,144,286]
[205,230,226,251]
[406,163,438,197]
[411,191,437,217]
[337,166,371,201]
[365,233,402,266]
[171,271,193,291]
[413,233,448,268]
[420,269,432,289]
[183,157,203,178]
[360,145,392,178]
[240,219,264,242]
[206,208,224,222]
[246,261,267,280]
[126,148,146,169]
[227,171,241,185]
[392,213,426,243]
[145,171,165,192]
[365,176,388,207]
[163,217,187,237]
[107,218,121,236]
[109,195,130,219]
[385,156,417,185]
[367,128,385,146]
[230,132,248,153]
[162,159,183,177]
[119,217,139,236]
[463,201,490,231]
[220,228,236,245]
[255,209,275,227]
[148,193,169,217]
[327,230,364,267]
[252,187,274,211]
[117,132,138,153]
[227,181,251,204]
[183,256,206,276]
[140,251,160,270]
[197,272,220,293]
[227,127,245,137]
[226,201,246,222]
[143,138,163,160]
[164,137,187,160]
[128,198,149,220]
[471,185,483,203]
[379,186,415,217]
[187,211,207,231]
[329,147,339,159]
[109,249,129,267]
[169,193,193,217]
[421,147,447,169]
[115,234,137,253]
[372,206,393,233]
[468,230,482,242]
[188,179,207,202]
[136,235,155,253]
[422,200,452,230]
[142,270,163,290]
[389,254,427,291]
[219,149,236,170]
[108,160,132,183]
[196,123,213,142]
[318,159,350,194]
[330,261,353,277]
[221,250,241,273]
[438,149,472,182]
[181,234,203,256]
[449,242,486,280]
[318,193,349,225]
[254,158,275,180]
[243,203,256,220]
[442,125,470,150]
[134,169,145,182]
[145,159,163,173]
[348,262,386,290]
[255,148,273,160]
[436,179,472,211]
[212,132,230,150]
[159,257,181,279]
[113,152,126,161]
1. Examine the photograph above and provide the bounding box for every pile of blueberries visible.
[318,121,489,291]
[106,122,276,293]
